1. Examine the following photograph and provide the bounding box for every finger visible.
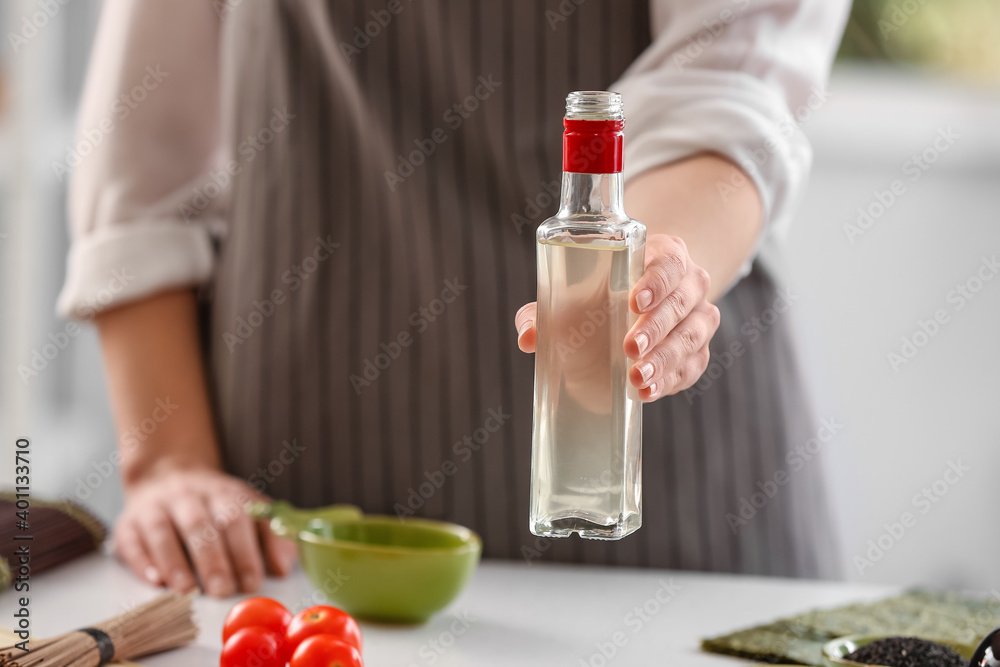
[630,236,694,314]
[654,343,711,399]
[259,519,298,577]
[515,302,537,353]
[625,267,710,359]
[210,498,265,593]
[170,495,237,598]
[113,519,161,587]
[630,303,720,392]
[135,504,197,592]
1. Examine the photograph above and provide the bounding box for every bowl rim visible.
[821,633,976,666]
[297,514,483,557]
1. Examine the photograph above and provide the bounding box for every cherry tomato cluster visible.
[220,597,364,667]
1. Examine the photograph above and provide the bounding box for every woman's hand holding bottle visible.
[515,232,720,401]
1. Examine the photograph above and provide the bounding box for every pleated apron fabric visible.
[206,0,839,577]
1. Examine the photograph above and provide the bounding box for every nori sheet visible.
[701,590,999,665]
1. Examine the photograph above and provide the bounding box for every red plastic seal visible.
[562,119,624,174]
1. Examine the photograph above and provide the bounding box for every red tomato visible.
[223,597,292,643]
[220,627,285,667]
[290,635,363,667]
[287,606,362,653]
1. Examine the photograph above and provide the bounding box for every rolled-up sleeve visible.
[615,0,850,276]
[56,0,223,320]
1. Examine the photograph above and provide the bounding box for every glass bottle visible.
[529,91,646,540]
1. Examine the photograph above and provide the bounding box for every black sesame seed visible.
[844,637,965,667]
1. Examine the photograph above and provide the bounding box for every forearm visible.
[625,153,763,302]
[96,289,222,487]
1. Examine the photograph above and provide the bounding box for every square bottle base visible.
[531,512,641,541]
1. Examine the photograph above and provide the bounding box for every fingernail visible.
[518,320,533,338]
[636,290,653,312]
[144,566,161,585]
[634,333,649,356]
[638,362,654,383]
[648,382,658,397]
[207,575,229,597]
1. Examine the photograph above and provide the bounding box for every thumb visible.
[515,302,537,353]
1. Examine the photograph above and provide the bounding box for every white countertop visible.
[0,553,896,666]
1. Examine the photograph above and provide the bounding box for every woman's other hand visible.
[113,466,297,598]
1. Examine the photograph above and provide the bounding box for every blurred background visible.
[0,1,997,590]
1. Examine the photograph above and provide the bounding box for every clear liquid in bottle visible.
[529,91,645,540]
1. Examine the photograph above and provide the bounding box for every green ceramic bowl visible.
[822,634,975,667]
[249,502,481,624]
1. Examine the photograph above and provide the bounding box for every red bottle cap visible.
[562,119,624,174]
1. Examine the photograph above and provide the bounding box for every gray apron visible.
[205,0,839,577]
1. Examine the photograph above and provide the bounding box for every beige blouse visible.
[58,0,849,318]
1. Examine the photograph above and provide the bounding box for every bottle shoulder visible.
[536,215,646,246]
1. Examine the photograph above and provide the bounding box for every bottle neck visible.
[558,171,625,218]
